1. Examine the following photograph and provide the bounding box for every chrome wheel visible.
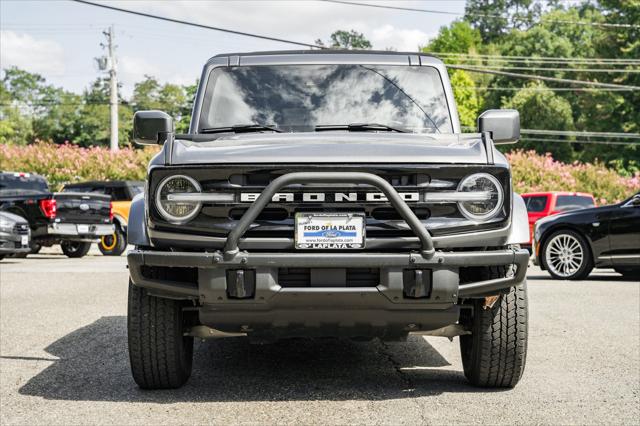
[544,233,584,278]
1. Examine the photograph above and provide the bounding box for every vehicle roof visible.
[208,49,443,65]
[64,180,143,187]
[0,171,46,179]
[521,191,594,198]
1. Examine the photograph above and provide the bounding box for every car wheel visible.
[542,230,593,280]
[127,280,193,389]
[60,241,92,258]
[98,226,127,256]
[0,255,5,261]
[460,281,528,387]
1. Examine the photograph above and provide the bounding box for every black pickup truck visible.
[0,172,114,258]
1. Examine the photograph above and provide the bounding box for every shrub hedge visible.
[1,142,638,203]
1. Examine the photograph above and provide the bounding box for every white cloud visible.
[109,0,432,51]
[370,25,432,51]
[0,30,66,75]
[118,54,196,95]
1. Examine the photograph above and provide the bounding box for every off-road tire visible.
[98,226,127,256]
[460,281,528,388]
[127,280,193,389]
[60,241,92,258]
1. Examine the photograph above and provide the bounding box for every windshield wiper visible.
[201,124,284,134]
[315,123,409,133]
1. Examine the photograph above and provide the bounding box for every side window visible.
[111,187,129,201]
[555,195,595,212]
[525,196,548,213]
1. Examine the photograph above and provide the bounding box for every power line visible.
[448,65,639,73]
[323,0,640,29]
[430,52,640,65]
[520,137,639,145]
[447,65,640,90]
[462,127,640,139]
[453,86,635,92]
[521,129,640,139]
[70,0,323,49]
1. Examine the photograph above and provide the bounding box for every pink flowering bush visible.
[0,141,159,191]
[508,150,640,205]
[1,144,638,203]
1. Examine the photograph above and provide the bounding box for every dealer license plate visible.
[21,235,28,247]
[77,224,90,234]
[295,213,365,249]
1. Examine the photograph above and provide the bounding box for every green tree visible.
[502,83,575,162]
[449,70,480,127]
[132,75,190,132]
[425,21,481,54]
[316,30,372,49]
[464,0,543,43]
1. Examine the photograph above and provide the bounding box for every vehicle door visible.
[608,194,640,266]
[523,195,549,243]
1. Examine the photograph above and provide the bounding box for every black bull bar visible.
[129,172,529,300]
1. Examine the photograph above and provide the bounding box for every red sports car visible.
[521,191,596,249]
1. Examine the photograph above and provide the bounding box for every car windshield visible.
[198,64,453,134]
[0,174,48,195]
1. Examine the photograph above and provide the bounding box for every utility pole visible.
[102,25,118,151]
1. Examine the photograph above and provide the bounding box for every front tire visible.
[127,280,193,389]
[542,230,593,280]
[60,241,92,258]
[460,282,528,388]
[98,226,127,256]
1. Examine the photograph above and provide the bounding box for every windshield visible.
[199,64,453,134]
[0,174,49,195]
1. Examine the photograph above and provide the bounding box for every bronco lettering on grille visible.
[239,192,420,202]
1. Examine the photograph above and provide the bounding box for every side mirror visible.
[133,110,173,145]
[627,194,640,207]
[478,109,520,144]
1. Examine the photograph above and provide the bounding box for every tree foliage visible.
[425,0,640,173]
[316,30,372,49]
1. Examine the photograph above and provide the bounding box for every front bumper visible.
[128,248,529,337]
[47,223,114,238]
[0,230,30,254]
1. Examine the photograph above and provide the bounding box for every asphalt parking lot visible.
[1,248,638,425]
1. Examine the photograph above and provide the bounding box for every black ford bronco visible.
[126,51,531,389]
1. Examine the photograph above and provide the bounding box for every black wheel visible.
[29,243,41,254]
[460,281,528,388]
[60,241,92,258]
[0,255,5,261]
[541,229,593,280]
[127,280,193,389]
[614,267,640,279]
[98,226,127,256]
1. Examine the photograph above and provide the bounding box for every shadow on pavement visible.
[527,270,639,282]
[12,316,493,402]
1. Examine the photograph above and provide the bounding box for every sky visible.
[0,0,465,97]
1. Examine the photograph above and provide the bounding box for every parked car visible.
[63,180,144,256]
[125,50,531,390]
[521,192,595,249]
[0,172,114,258]
[533,192,640,280]
[0,211,31,260]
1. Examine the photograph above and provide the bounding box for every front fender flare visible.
[127,193,150,247]
[506,193,529,245]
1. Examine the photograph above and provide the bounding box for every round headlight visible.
[457,173,503,221]
[155,175,201,224]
